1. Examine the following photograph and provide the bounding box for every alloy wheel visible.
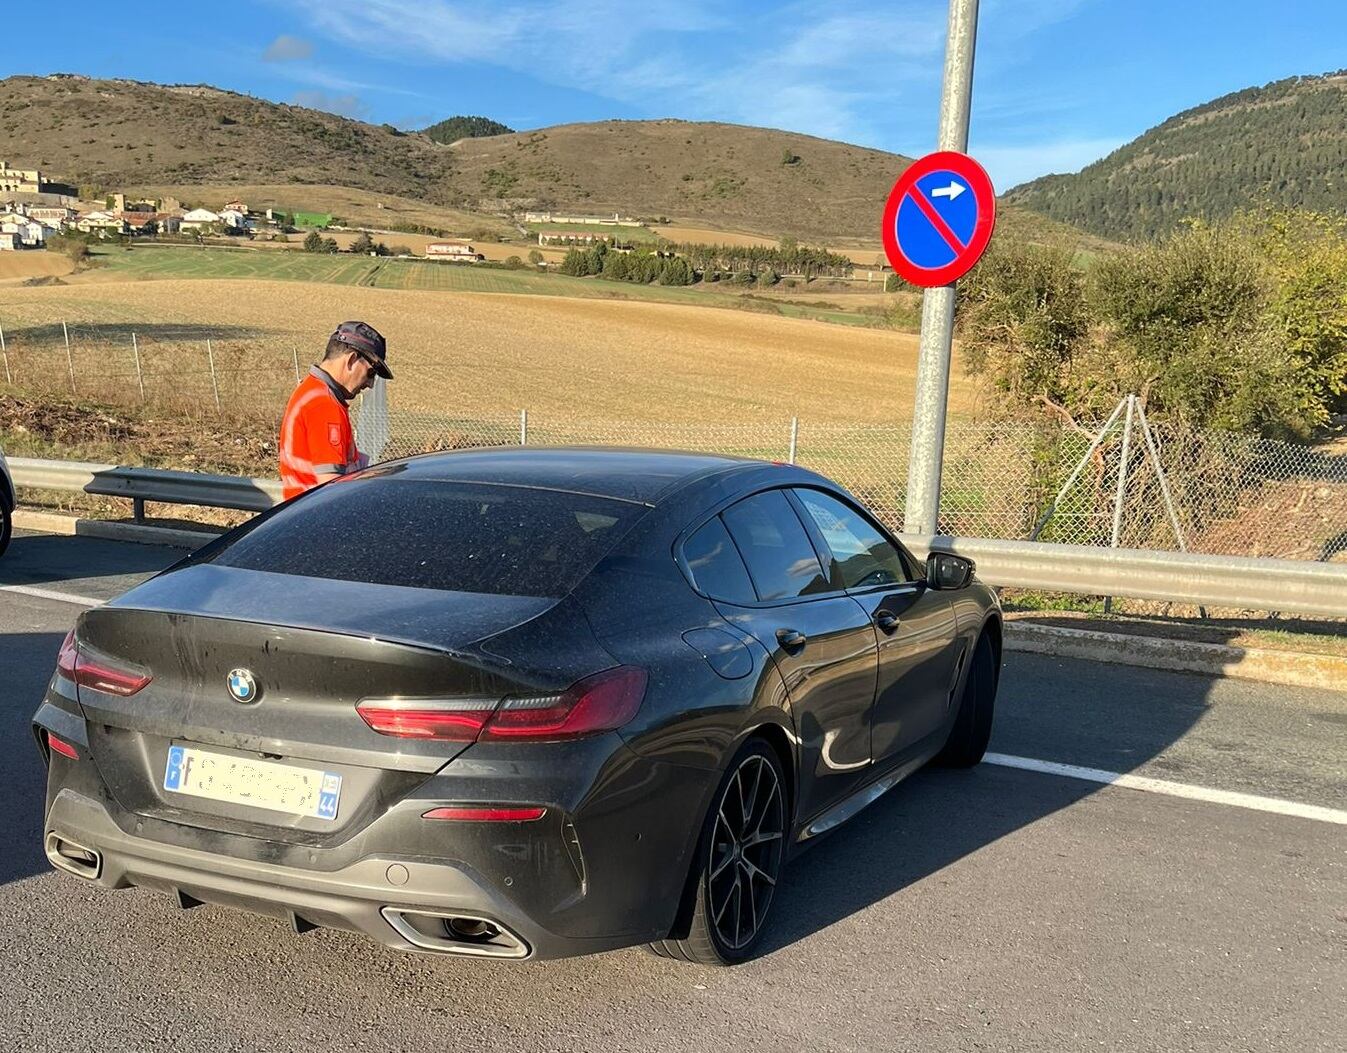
[706,753,785,952]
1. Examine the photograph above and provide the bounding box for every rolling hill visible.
[1004,71,1347,241]
[0,73,1103,247]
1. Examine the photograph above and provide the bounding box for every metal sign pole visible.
[903,0,980,535]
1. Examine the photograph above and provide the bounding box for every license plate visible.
[163,745,342,821]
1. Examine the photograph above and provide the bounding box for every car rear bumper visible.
[43,785,628,960]
[35,703,718,962]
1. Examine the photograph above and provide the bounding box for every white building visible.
[75,210,127,235]
[0,232,20,250]
[219,208,248,230]
[180,208,223,232]
[0,213,46,246]
[27,206,73,230]
[426,241,484,262]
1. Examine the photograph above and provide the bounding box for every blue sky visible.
[5,1,1346,190]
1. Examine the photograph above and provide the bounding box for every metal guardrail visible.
[900,536,1347,620]
[10,457,282,515]
[10,458,1347,617]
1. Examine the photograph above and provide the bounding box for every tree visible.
[601,251,630,280]
[303,230,323,252]
[504,255,525,269]
[388,244,413,257]
[956,241,1097,425]
[350,231,376,255]
[559,248,588,276]
[527,249,544,266]
[756,268,779,287]
[659,257,693,286]
[321,237,340,254]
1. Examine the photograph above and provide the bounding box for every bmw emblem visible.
[227,668,259,704]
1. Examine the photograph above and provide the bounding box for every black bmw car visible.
[33,448,1001,965]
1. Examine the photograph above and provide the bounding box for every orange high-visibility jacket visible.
[279,367,358,500]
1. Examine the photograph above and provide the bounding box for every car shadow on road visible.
[0,632,66,887]
[756,651,1215,958]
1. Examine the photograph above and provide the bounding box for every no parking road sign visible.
[881,150,996,287]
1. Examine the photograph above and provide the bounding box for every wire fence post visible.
[291,346,301,384]
[788,417,799,464]
[131,332,145,403]
[206,338,221,413]
[0,322,10,385]
[63,320,76,395]
[1104,394,1136,614]
[519,408,528,445]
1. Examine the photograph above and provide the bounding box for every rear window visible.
[207,476,646,598]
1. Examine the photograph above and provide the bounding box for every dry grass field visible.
[0,278,977,423]
[0,253,76,283]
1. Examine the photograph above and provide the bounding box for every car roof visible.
[385,446,772,504]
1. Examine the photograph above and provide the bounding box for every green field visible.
[93,247,892,328]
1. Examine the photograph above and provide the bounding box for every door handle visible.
[874,610,900,633]
[776,628,807,650]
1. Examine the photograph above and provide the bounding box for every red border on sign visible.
[881,150,996,287]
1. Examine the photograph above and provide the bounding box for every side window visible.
[683,516,756,603]
[721,490,829,601]
[794,489,913,589]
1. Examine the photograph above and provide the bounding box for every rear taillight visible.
[480,666,647,741]
[355,697,498,741]
[55,629,152,698]
[46,731,79,761]
[357,666,647,743]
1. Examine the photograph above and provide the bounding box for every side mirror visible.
[926,552,975,590]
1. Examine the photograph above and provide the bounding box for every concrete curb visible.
[13,510,221,550]
[1006,622,1347,692]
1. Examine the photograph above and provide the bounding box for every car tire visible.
[0,499,11,561]
[647,737,787,966]
[934,630,997,768]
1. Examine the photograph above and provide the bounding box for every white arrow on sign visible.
[930,181,966,201]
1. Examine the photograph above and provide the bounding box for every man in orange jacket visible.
[279,320,393,500]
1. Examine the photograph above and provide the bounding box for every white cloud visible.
[972,135,1125,191]
[263,34,314,61]
[291,89,366,118]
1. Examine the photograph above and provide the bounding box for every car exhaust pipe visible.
[44,832,102,880]
[380,907,530,959]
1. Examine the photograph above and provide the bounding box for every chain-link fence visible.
[0,320,301,416]
[370,409,1347,563]
[2,321,1343,562]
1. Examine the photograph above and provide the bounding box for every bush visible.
[388,244,413,257]
[756,268,779,287]
[884,273,908,292]
[504,255,524,269]
[47,234,90,263]
[527,249,544,265]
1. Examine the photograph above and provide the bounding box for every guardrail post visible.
[132,333,146,403]
[788,417,799,464]
[132,498,145,522]
[519,409,528,445]
[0,322,10,385]
[63,320,76,395]
[206,339,222,412]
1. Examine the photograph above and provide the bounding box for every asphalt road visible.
[1,530,1343,1053]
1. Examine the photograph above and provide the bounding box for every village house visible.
[27,205,73,230]
[536,230,616,246]
[426,240,485,262]
[0,212,47,247]
[0,162,43,195]
[180,208,223,233]
[0,233,21,251]
[219,207,249,231]
[75,210,128,236]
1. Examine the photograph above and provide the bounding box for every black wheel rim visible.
[707,753,784,952]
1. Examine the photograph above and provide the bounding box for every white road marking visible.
[985,752,1347,826]
[0,583,102,608]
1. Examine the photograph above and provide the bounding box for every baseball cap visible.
[330,320,393,380]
